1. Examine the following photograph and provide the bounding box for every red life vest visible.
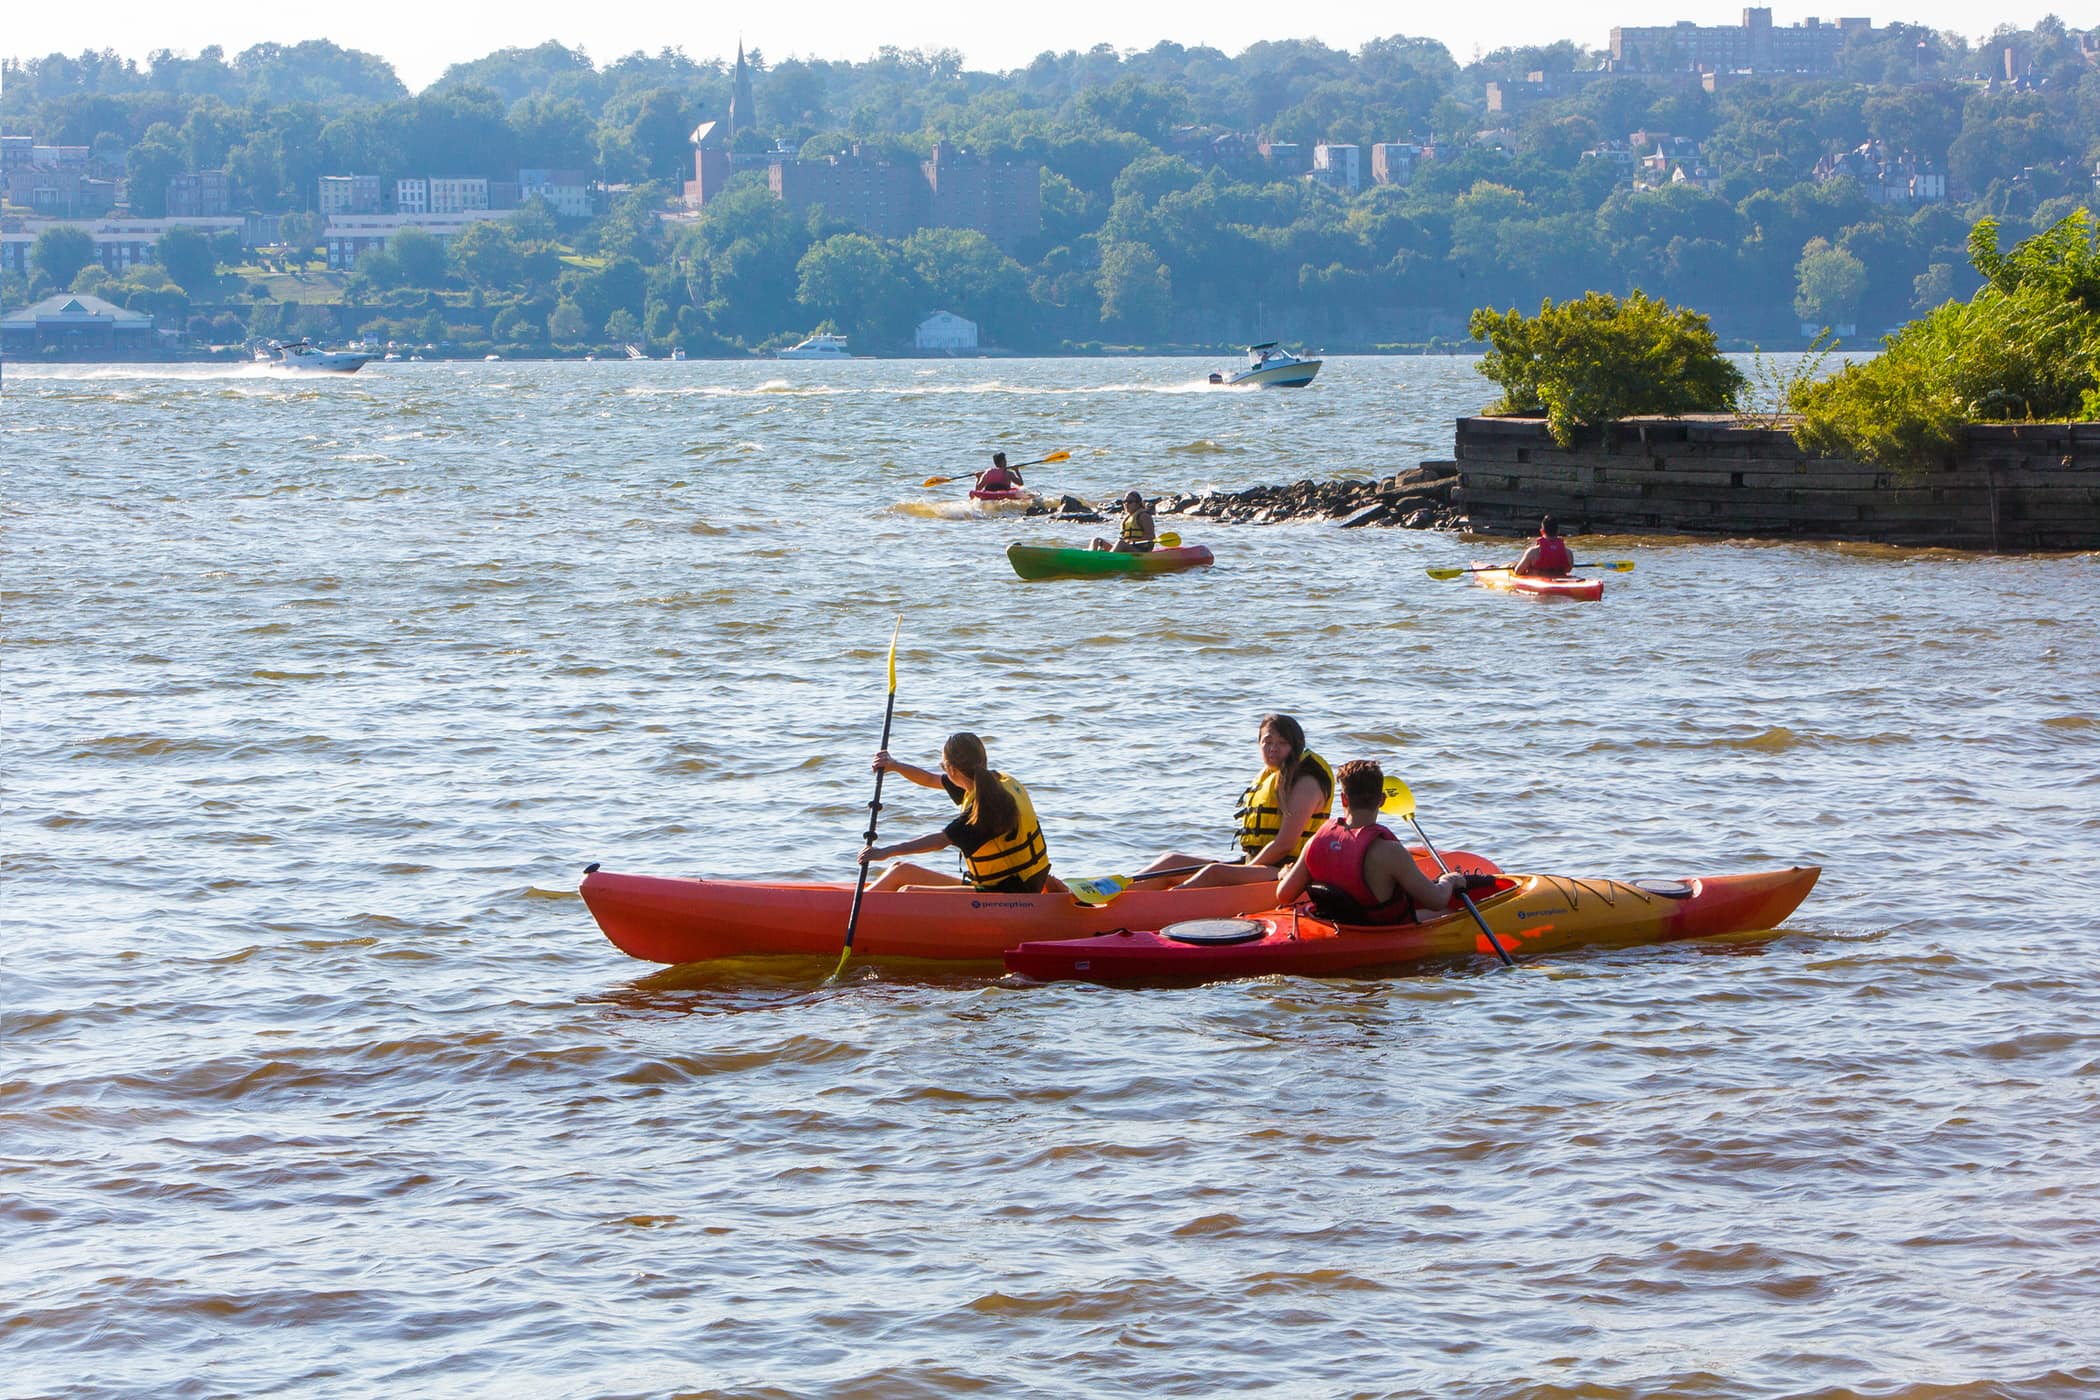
[979,467,1015,491]
[1531,534,1573,575]
[1302,818,1416,925]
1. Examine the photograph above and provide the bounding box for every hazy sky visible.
[4,2,2024,91]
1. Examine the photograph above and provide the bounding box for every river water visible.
[4,356,2097,1398]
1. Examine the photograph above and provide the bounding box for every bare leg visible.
[1175,861,1283,890]
[1133,851,1213,877]
[867,861,964,892]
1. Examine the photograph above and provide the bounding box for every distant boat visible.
[1211,342,1321,388]
[625,344,648,360]
[256,338,375,373]
[670,347,687,361]
[777,332,854,360]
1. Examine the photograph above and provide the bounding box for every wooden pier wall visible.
[1452,415,2100,551]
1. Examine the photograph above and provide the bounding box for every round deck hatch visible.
[1161,917,1267,945]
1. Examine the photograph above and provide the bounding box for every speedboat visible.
[670,347,687,361]
[777,332,854,360]
[258,339,375,373]
[1212,342,1321,388]
[625,344,648,360]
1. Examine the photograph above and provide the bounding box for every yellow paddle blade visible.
[1039,450,1071,464]
[1425,566,1468,580]
[1380,775,1416,819]
[884,615,901,693]
[921,474,958,487]
[1603,559,1636,572]
[1157,532,1181,548]
[1066,873,1132,906]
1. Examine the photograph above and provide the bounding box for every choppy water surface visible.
[4,356,2097,1397]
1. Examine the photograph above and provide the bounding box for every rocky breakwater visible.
[1027,464,1463,529]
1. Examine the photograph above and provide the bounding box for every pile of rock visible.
[1022,463,1465,530]
[1156,463,1463,529]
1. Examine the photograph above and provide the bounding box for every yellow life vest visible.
[1234,750,1334,858]
[960,772,1052,888]
[1120,512,1152,544]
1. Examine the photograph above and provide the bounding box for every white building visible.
[1371,143,1426,187]
[428,178,490,214]
[915,310,979,351]
[0,216,249,278]
[323,211,507,270]
[518,169,595,218]
[396,178,428,214]
[1312,143,1362,194]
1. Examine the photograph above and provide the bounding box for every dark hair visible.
[1258,713,1328,800]
[991,451,1008,467]
[1540,515,1560,537]
[1333,759,1385,809]
[943,731,1016,837]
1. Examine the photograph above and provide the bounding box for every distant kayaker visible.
[1276,759,1468,923]
[859,732,1065,894]
[1133,713,1334,889]
[1512,515,1573,577]
[1090,491,1156,553]
[976,452,1024,492]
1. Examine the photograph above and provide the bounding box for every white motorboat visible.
[259,338,375,373]
[777,332,854,360]
[670,347,687,361]
[1212,342,1321,388]
[625,344,649,360]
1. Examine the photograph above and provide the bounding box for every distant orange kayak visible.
[580,847,1501,964]
[1471,563,1604,601]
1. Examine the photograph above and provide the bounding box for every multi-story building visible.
[518,169,594,218]
[1311,143,1362,194]
[395,179,428,214]
[1610,8,1872,75]
[1259,140,1306,177]
[689,134,1041,252]
[427,178,489,214]
[322,210,507,270]
[1370,143,1427,187]
[1,135,34,172]
[318,175,383,216]
[0,216,249,278]
[166,171,230,218]
[3,168,118,217]
[1811,140,1945,203]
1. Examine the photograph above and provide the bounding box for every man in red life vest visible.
[975,452,1023,492]
[1512,515,1574,577]
[1276,760,1468,925]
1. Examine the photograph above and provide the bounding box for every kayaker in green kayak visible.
[1131,713,1335,889]
[859,732,1066,894]
[1089,491,1156,553]
[1276,759,1469,922]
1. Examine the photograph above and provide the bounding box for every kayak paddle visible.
[1426,560,1635,581]
[923,450,1070,488]
[1065,862,1215,907]
[1156,532,1181,548]
[833,615,903,979]
[1380,776,1516,969]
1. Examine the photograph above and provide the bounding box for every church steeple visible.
[729,39,756,140]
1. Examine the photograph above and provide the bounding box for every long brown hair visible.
[1260,713,1328,800]
[943,732,1017,836]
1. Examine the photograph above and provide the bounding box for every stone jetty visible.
[1026,464,1464,529]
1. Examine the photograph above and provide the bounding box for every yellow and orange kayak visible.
[1471,563,1604,601]
[1004,866,1820,984]
[580,848,1500,964]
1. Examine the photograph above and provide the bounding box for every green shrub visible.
[1790,211,2100,471]
[1468,290,1745,447]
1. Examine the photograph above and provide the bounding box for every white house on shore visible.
[915,309,978,352]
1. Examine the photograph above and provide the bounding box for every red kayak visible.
[968,487,1033,502]
[1471,563,1604,601]
[580,847,1501,964]
[1004,866,1820,984]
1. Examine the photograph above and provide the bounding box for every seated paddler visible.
[975,452,1023,492]
[1511,514,1573,578]
[1275,759,1469,924]
[859,731,1065,894]
[1134,713,1334,889]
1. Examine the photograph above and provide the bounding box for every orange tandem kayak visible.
[1004,866,1820,984]
[580,847,1501,964]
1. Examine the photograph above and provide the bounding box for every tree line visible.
[4,23,2097,352]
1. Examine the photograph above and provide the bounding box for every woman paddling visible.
[1276,759,1468,923]
[859,732,1065,893]
[975,452,1024,492]
[1511,515,1573,578]
[1133,713,1334,889]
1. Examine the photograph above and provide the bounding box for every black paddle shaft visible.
[1407,815,1517,969]
[840,685,899,955]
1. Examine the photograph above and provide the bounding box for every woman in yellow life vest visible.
[1136,713,1334,889]
[859,731,1064,894]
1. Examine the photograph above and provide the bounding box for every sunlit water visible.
[4,356,2096,1397]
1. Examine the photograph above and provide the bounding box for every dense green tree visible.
[390,228,449,287]
[125,123,186,218]
[451,222,522,287]
[1096,239,1171,336]
[795,233,924,346]
[1794,237,1868,326]
[31,225,96,291]
[155,226,218,293]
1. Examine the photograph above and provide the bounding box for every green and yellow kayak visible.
[1007,542,1215,581]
